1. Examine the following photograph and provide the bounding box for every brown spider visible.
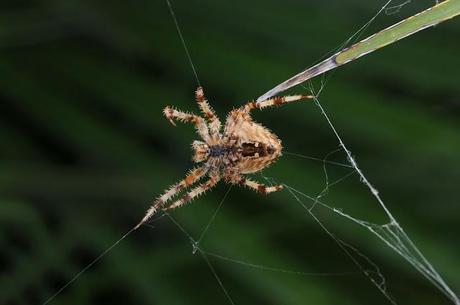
[135,87,313,229]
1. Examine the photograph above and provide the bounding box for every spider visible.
[135,87,313,229]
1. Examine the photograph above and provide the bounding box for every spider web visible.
[294,95,460,305]
[42,1,459,304]
[156,0,459,304]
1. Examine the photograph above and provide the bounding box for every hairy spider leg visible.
[164,174,221,211]
[236,176,284,194]
[163,106,211,143]
[135,166,208,229]
[245,95,315,112]
[195,86,222,142]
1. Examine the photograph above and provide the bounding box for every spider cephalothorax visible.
[135,87,313,228]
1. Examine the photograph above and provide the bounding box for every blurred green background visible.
[1,0,459,304]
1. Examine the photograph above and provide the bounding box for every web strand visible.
[284,185,397,305]
[42,225,138,305]
[385,0,412,15]
[312,98,396,222]
[164,212,236,305]
[284,151,353,168]
[202,250,361,277]
[286,182,460,304]
[197,186,233,244]
[285,89,460,304]
[166,0,201,87]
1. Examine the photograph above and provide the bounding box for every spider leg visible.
[163,106,211,142]
[195,87,222,142]
[236,176,284,194]
[245,95,315,112]
[135,166,208,229]
[164,173,221,211]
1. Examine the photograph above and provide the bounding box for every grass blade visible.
[257,0,460,102]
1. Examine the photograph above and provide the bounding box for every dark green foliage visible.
[0,1,459,305]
